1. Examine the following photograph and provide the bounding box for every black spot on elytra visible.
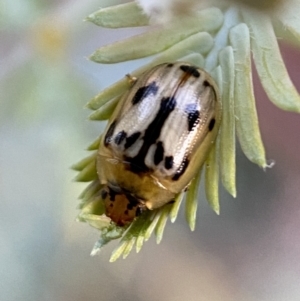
[128,96,177,174]
[124,210,129,215]
[127,193,139,204]
[164,156,174,170]
[208,118,215,131]
[104,121,116,146]
[185,103,200,131]
[126,203,133,210]
[172,157,189,181]
[154,141,164,165]
[126,193,140,210]
[132,81,159,105]
[166,63,174,68]
[125,132,141,149]
[180,65,200,78]
[108,186,118,201]
[114,130,127,145]
[203,80,210,87]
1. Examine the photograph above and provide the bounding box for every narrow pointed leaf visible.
[87,32,213,110]
[87,81,129,110]
[218,46,236,197]
[155,206,171,244]
[136,212,154,253]
[144,211,160,241]
[90,8,223,63]
[86,2,149,28]
[74,160,97,182]
[136,210,155,253]
[170,192,184,223]
[78,179,101,200]
[243,11,300,112]
[151,32,213,63]
[273,0,300,48]
[185,170,202,231]
[71,152,97,171]
[205,7,240,71]
[87,136,101,151]
[205,142,220,214]
[80,194,105,216]
[211,65,223,95]
[122,238,136,259]
[110,241,128,262]
[230,23,267,167]
[89,95,120,120]
[80,213,111,230]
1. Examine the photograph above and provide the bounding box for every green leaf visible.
[78,179,101,200]
[150,32,213,63]
[79,213,111,231]
[135,212,155,253]
[211,65,223,95]
[89,95,120,120]
[80,194,105,216]
[110,241,128,262]
[71,152,97,171]
[229,23,267,168]
[144,211,160,241]
[205,142,220,214]
[185,170,202,231]
[205,7,240,71]
[122,238,136,259]
[90,7,223,63]
[87,32,213,110]
[74,159,97,182]
[170,192,184,223]
[155,205,171,244]
[218,46,236,197]
[273,0,300,48]
[86,136,101,151]
[86,2,149,28]
[243,10,300,112]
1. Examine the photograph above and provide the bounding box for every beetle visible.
[96,62,221,226]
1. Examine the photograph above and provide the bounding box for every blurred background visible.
[1,1,300,300]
